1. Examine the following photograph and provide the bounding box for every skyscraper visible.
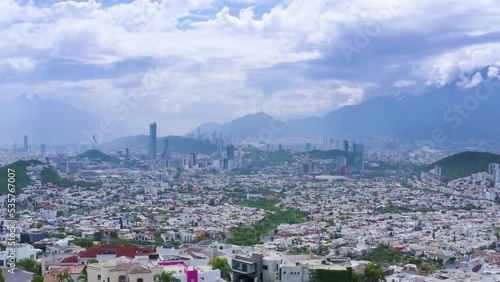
[40,144,47,155]
[24,135,29,152]
[336,155,347,174]
[163,139,170,166]
[488,163,499,175]
[227,144,235,159]
[149,122,157,160]
[189,153,196,168]
[353,143,364,172]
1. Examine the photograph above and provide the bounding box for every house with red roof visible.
[62,244,158,265]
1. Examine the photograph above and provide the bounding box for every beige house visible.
[87,256,163,282]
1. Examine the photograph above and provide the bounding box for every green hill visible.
[76,149,120,164]
[426,151,500,181]
[0,160,42,195]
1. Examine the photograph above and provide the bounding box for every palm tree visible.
[77,266,88,282]
[209,257,232,281]
[154,271,181,282]
[56,270,71,282]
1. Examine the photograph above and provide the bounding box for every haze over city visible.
[1,1,500,282]
[1,0,500,141]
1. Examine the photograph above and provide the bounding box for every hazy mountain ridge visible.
[190,84,500,141]
[0,94,101,146]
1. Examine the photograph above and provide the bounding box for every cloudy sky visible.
[1,0,500,136]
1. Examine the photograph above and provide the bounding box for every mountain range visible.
[0,94,101,146]
[2,79,499,147]
[192,83,500,142]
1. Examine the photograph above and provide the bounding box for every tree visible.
[94,231,103,241]
[31,275,44,282]
[154,271,181,282]
[56,270,71,282]
[78,266,88,282]
[73,238,94,249]
[0,268,5,282]
[87,258,99,264]
[209,257,232,281]
[17,258,40,273]
[363,263,386,282]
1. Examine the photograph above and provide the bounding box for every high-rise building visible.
[334,139,348,151]
[211,131,217,144]
[40,144,47,155]
[353,143,364,172]
[189,153,196,168]
[125,147,130,158]
[155,173,163,184]
[303,162,314,175]
[495,169,500,183]
[336,155,347,174]
[434,165,443,177]
[305,143,311,151]
[227,144,235,159]
[149,122,157,160]
[24,135,29,152]
[163,139,170,165]
[488,163,499,175]
[197,126,201,140]
[237,147,243,168]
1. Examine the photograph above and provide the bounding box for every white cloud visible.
[392,80,416,88]
[1,0,500,134]
[456,72,483,89]
[423,43,500,87]
[487,66,500,79]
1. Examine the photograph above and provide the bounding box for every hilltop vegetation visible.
[0,160,42,195]
[427,151,500,181]
[227,209,308,246]
[76,149,120,164]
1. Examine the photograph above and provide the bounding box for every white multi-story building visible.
[0,243,42,266]
[488,163,499,176]
[494,169,500,183]
[41,207,58,220]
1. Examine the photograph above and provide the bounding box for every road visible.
[0,267,33,282]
